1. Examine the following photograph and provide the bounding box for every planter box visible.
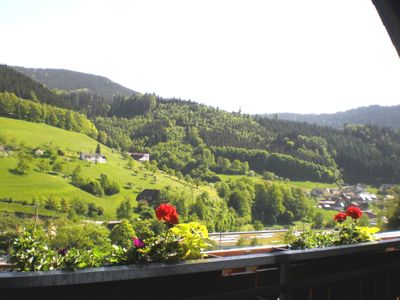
[2,239,400,299]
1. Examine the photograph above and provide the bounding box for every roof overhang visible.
[372,0,400,57]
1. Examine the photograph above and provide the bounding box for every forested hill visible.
[268,105,400,129]
[12,66,137,102]
[3,64,400,184]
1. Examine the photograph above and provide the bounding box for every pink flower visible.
[132,238,145,248]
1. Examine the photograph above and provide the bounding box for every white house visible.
[35,149,44,156]
[130,153,150,162]
[80,152,107,163]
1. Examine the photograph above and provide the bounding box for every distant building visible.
[35,149,44,156]
[136,189,160,205]
[0,145,4,152]
[379,184,394,194]
[358,193,376,202]
[130,153,150,162]
[355,183,368,194]
[80,152,107,163]
[311,188,331,198]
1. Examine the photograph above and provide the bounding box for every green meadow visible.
[0,117,217,219]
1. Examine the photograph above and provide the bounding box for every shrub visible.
[236,236,247,247]
[51,223,111,252]
[110,219,135,249]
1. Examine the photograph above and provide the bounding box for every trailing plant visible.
[12,227,63,271]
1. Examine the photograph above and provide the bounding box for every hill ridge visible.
[267,104,400,129]
[12,66,137,102]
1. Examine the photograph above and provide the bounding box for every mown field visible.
[0,117,217,219]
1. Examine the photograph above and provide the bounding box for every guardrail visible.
[1,238,400,299]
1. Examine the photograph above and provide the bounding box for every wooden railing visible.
[1,238,400,299]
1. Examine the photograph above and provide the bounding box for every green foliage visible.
[253,182,311,225]
[312,212,325,229]
[283,227,297,245]
[62,248,103,270]
[236,236,247,247]
[71,198,87,215]
[110,219,135,249]
[99,173,120,196]
[134,203,155,220]
[189,192,234,232]
[385,186,400,230]
[95,143,101,154]
[14,152,32,175]
[263,171,277,180]
[116,198,135,220]
[170,222,210,260]
[250,237,261,247]
[291,222,380,250]
[0,92,98,137]
[36,159,51,173]
[214,146,338,183]
[72,172,120,197]
[253,220,264,231]
[134,222,210,263]
[11,226,128,271]
[51,222,111,252]
[290,228,335,250]
[131,219,158,241]
[12,227,63,271]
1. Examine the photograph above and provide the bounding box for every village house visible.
[379,184,394,194]
[79,152,107,163]
[130,153,150,162]
[310,188,332,198]
[136,189,160,205]
[355,183,368,194]
[316,183,378,212]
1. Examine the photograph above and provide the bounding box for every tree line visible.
[0,92,98,137]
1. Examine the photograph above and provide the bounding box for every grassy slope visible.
[0,117,216,219]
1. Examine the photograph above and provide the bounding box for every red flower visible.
[334,212,347,223]
[346,206,362,220]
[155,203,179,225]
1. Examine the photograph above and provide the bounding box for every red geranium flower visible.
[155,203,179,225]
[346,206,362,220]
[334,212,347,223]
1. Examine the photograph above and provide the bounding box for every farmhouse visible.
[79,152,107,163]
[35,149,44,156]
[130,152,150,162]
[136,189,160,205]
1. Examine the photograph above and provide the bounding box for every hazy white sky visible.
[1,0,400,114]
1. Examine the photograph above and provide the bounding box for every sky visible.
[1,0,400,114]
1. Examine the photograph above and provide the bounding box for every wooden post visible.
[279,262,291,300]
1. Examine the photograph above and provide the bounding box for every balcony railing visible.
[1,237,400,300]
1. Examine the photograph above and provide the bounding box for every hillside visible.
[12,66,137,102]
[0,117,217,219]
[267,105,400,129]
[3,64,400,183]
